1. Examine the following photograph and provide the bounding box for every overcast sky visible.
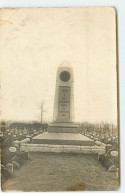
[0,7,117,124]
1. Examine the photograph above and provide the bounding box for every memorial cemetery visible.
[0,63,119,191]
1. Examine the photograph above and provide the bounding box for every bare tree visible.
[40,102,46,124]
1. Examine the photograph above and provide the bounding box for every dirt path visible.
[2,152,119,191]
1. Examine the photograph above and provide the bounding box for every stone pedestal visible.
[32,132,95,146]
[47,123,79,133]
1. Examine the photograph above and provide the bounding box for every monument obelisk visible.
[48,61,79,133]
[32,61,94,147]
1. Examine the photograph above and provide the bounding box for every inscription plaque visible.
[58,86,70,120]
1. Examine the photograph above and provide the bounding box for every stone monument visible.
[32,61,95,147]
[47,61,79,133]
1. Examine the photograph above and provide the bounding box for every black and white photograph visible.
[0,7,120,191]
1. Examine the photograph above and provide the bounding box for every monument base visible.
[47,123,79,133]
[32,132,95,146]
[20,143,106,154]
[22,132,106,154]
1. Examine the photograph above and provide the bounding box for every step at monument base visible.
[20,133,106,154]
[47,123,79,133]
[32,132,94,146]
[20,143,106,154]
